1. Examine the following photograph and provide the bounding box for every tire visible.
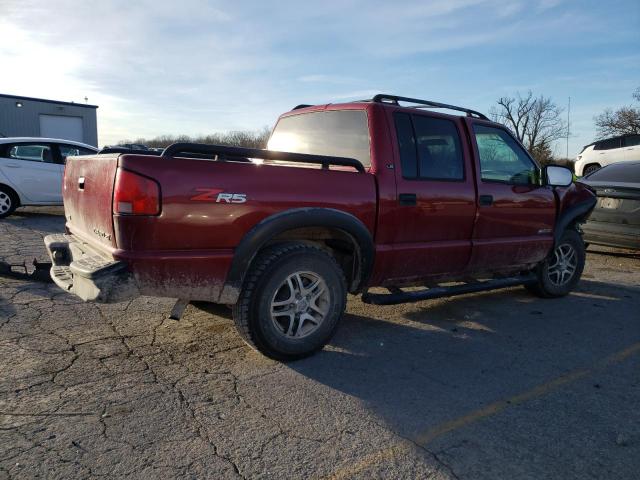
[232,243,347,361]
[582,164,600,176]
[0,186,18,219]
[526,229,585,298]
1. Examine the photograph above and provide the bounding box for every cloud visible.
[0,0,636,154]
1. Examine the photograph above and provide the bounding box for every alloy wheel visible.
[270,271,330,339]
[0,192,12,215]
[548,243,578,286]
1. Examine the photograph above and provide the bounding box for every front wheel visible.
[232,243,347,361]
[526,230,586,298]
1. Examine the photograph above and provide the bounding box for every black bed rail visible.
[372,94,489,120]
[161,143,366,172]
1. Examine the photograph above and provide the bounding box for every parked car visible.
[44,94,596,360]
[0,137,97,218]
[574,134,640,177]
[580,161,640,250]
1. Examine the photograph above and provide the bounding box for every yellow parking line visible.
[324,341,640,480]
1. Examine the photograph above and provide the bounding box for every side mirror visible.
[545,165,573,187]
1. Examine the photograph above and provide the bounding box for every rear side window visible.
[623,135,640,147]
[585,163,640,182]
[268,110,371,168]
[394,113,418,178]
[594,137,622,150]
[393,113,464,180]
[6,143,54,163]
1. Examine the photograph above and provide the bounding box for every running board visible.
[361,274,536,306]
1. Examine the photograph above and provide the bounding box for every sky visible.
[0,0,638,156]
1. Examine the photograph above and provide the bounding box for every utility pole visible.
[566,96,571,158]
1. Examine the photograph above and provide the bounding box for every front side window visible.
[268,110,371,168]
[394,113,464,180]
[7,144,54,163]
[59,144,95,163]
[473,124,539,185]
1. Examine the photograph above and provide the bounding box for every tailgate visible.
[63,154,119,249]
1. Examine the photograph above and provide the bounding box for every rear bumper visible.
[582,221,640,250]
[44,234,139,302]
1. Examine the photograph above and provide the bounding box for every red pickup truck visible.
[45,94,596,360]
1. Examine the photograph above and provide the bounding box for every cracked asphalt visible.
[1,206,639,479]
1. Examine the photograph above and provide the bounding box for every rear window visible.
[268,110,371,168]
[585,163,640,183]
[594,137,622,150]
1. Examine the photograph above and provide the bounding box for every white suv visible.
[0,138,97,218]
[575,134,640,177]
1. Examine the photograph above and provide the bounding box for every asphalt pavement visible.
[1,207,639,479]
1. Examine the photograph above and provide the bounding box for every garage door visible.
[39,115,84,142]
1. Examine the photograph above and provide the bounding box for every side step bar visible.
[361,274,536,306]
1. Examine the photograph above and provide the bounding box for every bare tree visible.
[490,91,566,164]
[117,127,271,150]
[594,88,640,138]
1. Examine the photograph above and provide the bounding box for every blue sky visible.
[1,0,638,156]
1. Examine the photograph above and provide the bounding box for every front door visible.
[384,111,477,283]
[468,121,556,271]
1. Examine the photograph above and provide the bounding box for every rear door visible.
[0,142,61,203]
[384,111,477,281]
[468,121,556,270]
[623,135,640,161]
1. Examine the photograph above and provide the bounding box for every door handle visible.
[398,193,417,206]
[5,164,20,168]
[479,194,493,206]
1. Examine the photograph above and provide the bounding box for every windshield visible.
[268,110,371,168]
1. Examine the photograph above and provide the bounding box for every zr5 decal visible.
[190,189,247,203]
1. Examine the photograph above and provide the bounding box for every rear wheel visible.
[582,163,600,176]
[0,187,18,218]
[526,229,585,298]
[232,243,347,361]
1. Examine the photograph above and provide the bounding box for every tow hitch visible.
[0,259,53,283]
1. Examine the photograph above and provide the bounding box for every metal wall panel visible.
[0,95,98,146]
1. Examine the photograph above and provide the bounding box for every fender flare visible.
[218,208,375,304]
[554,196,597,247]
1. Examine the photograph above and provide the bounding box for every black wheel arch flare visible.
[219,208,375,304]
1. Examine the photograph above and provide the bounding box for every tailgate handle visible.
[78,177,85,190]
[479,194,493,206]
[398,193,417,206]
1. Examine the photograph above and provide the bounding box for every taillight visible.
[113,168,160,215]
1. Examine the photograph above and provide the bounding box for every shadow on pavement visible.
[289,279,639,443]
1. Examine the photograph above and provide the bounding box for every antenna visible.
[566,96,571,158]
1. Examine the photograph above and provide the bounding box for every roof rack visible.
[371,94,489,120]
[161,143,365,172]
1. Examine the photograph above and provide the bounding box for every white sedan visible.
[0,137,97,218]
